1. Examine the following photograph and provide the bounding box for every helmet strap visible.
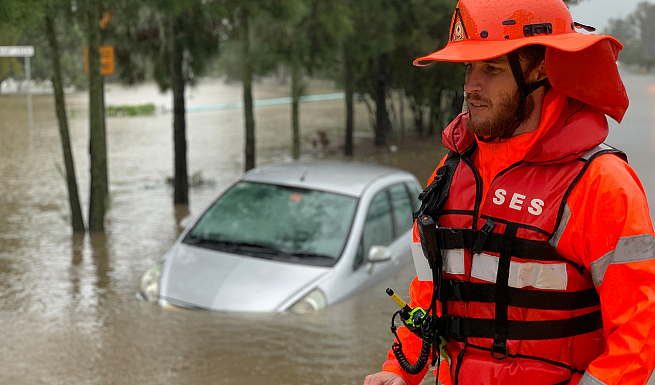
[503,51,549,138]
[474,51,549,142]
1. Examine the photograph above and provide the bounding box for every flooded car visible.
[138,160,422,313]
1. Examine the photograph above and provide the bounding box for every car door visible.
[387,182,418,264]
[353,183,417,280]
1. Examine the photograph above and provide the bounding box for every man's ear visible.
[530,60,547,82]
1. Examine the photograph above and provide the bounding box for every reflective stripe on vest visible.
[591,234,655,286]
[459,251,569,290]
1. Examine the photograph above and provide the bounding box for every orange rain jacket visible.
[382,89,655,385]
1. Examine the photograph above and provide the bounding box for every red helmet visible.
[414,0,628,122]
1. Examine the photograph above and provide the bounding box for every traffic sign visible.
[0,46,35,57]
[84,46,115,76]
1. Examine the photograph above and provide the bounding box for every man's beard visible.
[466,91,534,139]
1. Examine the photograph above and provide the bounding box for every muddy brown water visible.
[0,73,653,385]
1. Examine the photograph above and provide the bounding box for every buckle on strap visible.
[472,219,496,255]
[491,341,509,360]
[446,280,462,301]
[443,315,465,339]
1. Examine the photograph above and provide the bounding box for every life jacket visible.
[416,99,626,385]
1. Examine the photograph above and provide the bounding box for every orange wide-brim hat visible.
[414,0,629,123]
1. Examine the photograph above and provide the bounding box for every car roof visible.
[240,160,415,197]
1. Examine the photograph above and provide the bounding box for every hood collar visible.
[442,90,609,163]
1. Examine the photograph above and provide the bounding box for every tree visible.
[79,0,108,232]
[113,0,222,202]
[343,40,355,156]
[342,0,464,146]
[342,0,397,148]
[603,1,655,71]
[389,0,463,136]
[0,22,23,87]
[0,0,86,233]
[219,1,304,169]
[256,0,351,159]
[630,2,655,71]
[45,2,85,233]
[239,6,256,171]
[606,16,646,68]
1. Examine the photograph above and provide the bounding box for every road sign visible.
[0,46,35,57]
[84,45,115,76]
[0,46,35,129]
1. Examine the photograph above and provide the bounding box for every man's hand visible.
[363,371,407,385]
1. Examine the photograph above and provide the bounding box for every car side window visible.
[356,190,394,268]
[406,182,422,212]
[389,184,414,235]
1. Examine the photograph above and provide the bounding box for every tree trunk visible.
[170,16,188,204]
[242,12,255,171]
[412,101,424,137]
[428,89,442,136]
[455,89,465,116]
[343,43,354,157]
[374,53,389,147]
[86,0,107,232]
[45,13,85,233]
[101,75,108,195]
[399,91,405,141]
[291,56,301,160]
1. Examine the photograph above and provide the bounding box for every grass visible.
[106,103,156,117]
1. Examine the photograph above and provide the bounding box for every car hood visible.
[159,243,330,312]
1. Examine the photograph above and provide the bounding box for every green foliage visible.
[605,1,655,71]
[340,0,464,136]
[0,22,23,83]
[0,0,87,89]
[109,0,224,90]
[106,103,156,117]
[18,19,87,89]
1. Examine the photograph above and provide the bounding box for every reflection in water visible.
[90,233,111,295]
[174,204,191,230]
[68,233,84,306]
[0,73,653,384]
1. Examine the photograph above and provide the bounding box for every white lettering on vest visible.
[509,193,526,211]
[493,189,506,205]
[528,199,545,216]
[491,189,544,216]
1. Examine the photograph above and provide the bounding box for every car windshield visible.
[184,182,358,266]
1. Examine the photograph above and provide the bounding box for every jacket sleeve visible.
[382,157,449,385]
[554,154,655,385]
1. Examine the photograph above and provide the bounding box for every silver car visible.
[138,160,422,313]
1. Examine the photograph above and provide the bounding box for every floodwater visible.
[0,72,653,385]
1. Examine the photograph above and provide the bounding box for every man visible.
[364,0,655,384]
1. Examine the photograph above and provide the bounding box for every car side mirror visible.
[368,245,391,263]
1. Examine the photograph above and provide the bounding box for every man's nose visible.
[464,68,482,94]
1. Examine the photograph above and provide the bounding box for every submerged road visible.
[0,72,653,384]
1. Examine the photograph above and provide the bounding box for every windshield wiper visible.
[282,251,334,260]
[185,235,335,264]
[185,235,282,255]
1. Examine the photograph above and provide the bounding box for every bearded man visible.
[364,0,655,384]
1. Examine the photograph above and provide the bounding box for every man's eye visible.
[485,65,501,73]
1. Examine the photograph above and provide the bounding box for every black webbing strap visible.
[416,152,460,221]
[434,227,583,270]
[491,224,517,358]
[443,310,603,341]
[501,51,548,140]
[507,51,548,100]
[441,280,601,311]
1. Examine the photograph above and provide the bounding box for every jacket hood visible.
[442,97,609,164]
